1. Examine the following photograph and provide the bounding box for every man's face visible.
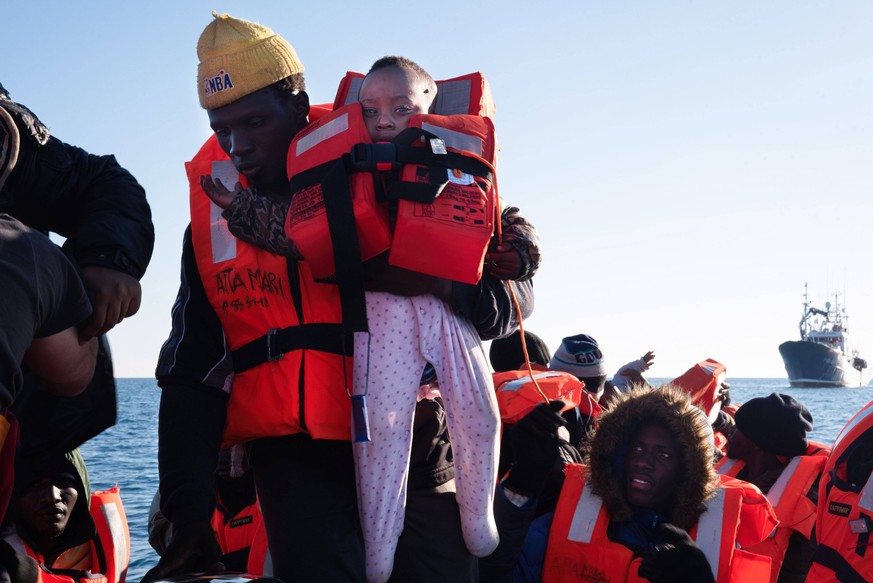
[726,427,756,460]
[359,67,432,142]
[19,475,79,545]
[208,86,307,194]
[624,422,680,513]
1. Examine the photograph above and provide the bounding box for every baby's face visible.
[359,67,433,141]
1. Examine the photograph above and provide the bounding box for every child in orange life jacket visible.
[202,56,537,583]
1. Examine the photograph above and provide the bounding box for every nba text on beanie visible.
[197,12,304,110]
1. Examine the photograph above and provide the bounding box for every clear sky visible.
[4,1,872,379]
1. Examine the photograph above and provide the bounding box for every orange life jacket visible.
[543,465,775,583]
[211,498,269,576]
[717,442,830,583]
[388,112,497,285]
[288,72,498,285]
[493,370,599,424]
[806,400,873,583]
[5,488,130,583]
[187,137,353,444]
[670,359,726,424]
[284,102,392,281]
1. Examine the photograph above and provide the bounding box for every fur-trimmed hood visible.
[583,384,716,530]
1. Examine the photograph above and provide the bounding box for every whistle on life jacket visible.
[351,394,371,443]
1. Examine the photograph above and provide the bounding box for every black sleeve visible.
[157,381,228,527]
[2,134,154,279]
[155,226,233,526]
[451,277,534,341]
[31,232,92,337]
[155,226,234,389]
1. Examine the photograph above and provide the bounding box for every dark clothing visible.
[156,225,533,580]
[0,94,153,279]
[391,480,478,583]
[0,215,91,409]
[0,87,154,458]
[250,436,365,582]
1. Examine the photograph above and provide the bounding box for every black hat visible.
[734,393,813,456]
[489,330,551,372]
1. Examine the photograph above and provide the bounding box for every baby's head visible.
[359,56,437,141]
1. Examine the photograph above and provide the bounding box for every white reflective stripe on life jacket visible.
[432,78,484,115]
[566,483,602,543]
[295,112,350,156]
[98,499,129,580]
[766,457,803,511]
[858,476,873,513]
[717,458,741,475]
[420,122,484,157]
[695,488,726,581]
[208,161,238,263]
[498,372,570,393]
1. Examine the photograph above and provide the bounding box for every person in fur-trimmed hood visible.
[481,385,776,583]
[586,384,717,533]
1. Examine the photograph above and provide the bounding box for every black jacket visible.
[0,87,154,278]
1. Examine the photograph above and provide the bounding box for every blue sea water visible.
[79,377,873,582]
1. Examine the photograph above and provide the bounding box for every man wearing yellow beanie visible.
[147,12,534,583]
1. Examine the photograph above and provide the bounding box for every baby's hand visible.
[485,241,523,280]
[200,174,242,210]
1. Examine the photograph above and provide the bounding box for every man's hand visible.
[140,522,225,583]
[79,266,142,341]
[503,400,567,497]
[200,175,241,210]
[485,241,523,280]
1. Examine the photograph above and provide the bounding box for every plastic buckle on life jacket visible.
[266,328,284,362]
[348,142,399,172]
[429,138,447,155]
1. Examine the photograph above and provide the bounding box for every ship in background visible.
[779,285,869,387]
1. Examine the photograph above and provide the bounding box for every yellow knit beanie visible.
[197,12,305,110]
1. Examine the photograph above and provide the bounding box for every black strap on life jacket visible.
[231,323,352,374]
[856,512,872,558]
[347,128,495,204]
[811,544,867,583]
[320,154,370,334]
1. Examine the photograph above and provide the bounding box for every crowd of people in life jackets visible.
[3,9,873,583]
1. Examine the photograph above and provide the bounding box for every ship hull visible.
[778,341,866,387]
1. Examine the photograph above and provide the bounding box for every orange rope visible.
[488,158,550,406]
[505,280,550,405]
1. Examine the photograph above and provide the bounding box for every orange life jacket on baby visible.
[285,72,498,286]
[284,102,392,281]
[717,442,829,583]
[188,136,353,444]
[543,467,775,583]
[805,400,873,583]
